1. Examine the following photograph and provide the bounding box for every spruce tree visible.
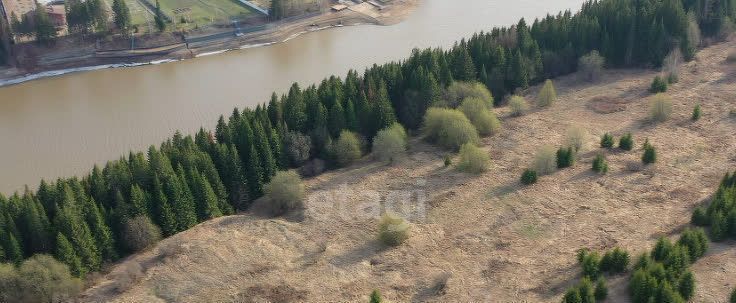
[642,143,657,165]
[112,0,131,34]
[85,200,117,261]
[152,175,177,236]
[129,185,148,218]
[253,122,276,183]
[328,97,346,137]
[600,133,615,148]
[154,0,166,32]
[245,144,264,198]
[372,82,398,137]
[55,233,83,277]
[190,169,222,221]
[678,271,695,300]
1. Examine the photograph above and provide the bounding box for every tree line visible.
[0,0,734,280]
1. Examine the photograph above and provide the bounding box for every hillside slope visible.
[81,39,736,303]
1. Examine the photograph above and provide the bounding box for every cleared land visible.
[81,39,736,302]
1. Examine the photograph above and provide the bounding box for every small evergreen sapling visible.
[370,289,382,303]
[521,169,538,185]
[650,76,668,93]
[600,133,614,148]
[592,154,609,174]
[619,133,634,151]
[556,147,575,169]
[692,104,701,121]
[642,140,657,165]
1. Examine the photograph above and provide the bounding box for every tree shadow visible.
[328,239,387,268]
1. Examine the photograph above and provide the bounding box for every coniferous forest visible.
[1,0,735,279]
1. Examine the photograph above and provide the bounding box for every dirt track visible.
[81,38,736,303]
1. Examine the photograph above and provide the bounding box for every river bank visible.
[0,0,418,87]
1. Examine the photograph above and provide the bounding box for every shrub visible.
[444,155,452,167]
[333,130,362,167]
[663,49,682,84]
[373,123,408,163]
[691,104,701,121]
[556,147,576,169]
[378,213,410,246]
[600,133,614,148]
[565,126,586,152]
[460,97,502,136]
[370,289,382,303]
[534,145,557,175]
[649,94,673,122]
[122,215,162,253]
[443,81,494,108]
[592,154,608,174]
[537,79,557,107]
[642,143,657,165]
[15,255,82,303]
[264,170,305,216]
[520,169,538,185]
[283,131,312,167]
[112,262,144,293]
[650,76,668,93]
[595,278,608,301]
[0,263,19,303]
[619,133,634,151]
[509,95,529,116]
[299,158,326,177]
[579,50,605,82]
[422,108,480,150]
[730,287,736,303]
[456,143,490,174]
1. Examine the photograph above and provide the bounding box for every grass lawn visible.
[156,0,258,29]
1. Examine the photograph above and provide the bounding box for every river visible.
[0,0,585,194]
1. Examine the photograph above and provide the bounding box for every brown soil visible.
[80,39,736,303]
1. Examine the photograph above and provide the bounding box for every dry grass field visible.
[81,39,736,302]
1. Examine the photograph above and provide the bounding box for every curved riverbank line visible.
[0,0,418,87]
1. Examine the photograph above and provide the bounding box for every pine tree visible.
[510,49,529,90]
[244,144,264,198]
[253,122,276,183]
[678,271,695,300]
[85,200,117,261]
[112,0,131,34]
[372,82,398,137]
[328,97,346,138]
[267,93,282,127]
[33,1,57,45]
[642,143,657,165]
[154,0,166,32]
[55,233,83,277]
[190,169,222,221]
[152,175,177,236]
[1,230,22,264]
[600,133,615,148]
[129,184,148,217]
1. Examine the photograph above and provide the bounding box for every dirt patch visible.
[587,95,630,114]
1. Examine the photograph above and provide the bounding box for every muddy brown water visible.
[0,0,585,193]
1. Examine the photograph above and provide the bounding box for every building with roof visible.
[0,0,35,25]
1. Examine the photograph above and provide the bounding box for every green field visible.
[156,0,258,29]
[104,0,259,33]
